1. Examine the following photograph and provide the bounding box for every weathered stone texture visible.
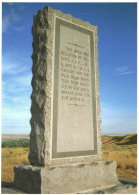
[14,6,119,194]
[29,6,102,167]
[14,161,118,194]
[29,7,51,166]
[14,164,41,193]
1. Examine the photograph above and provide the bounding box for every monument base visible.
[14,160,118,194]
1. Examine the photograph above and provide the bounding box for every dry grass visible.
[1,133,137,183]
[102,149,137,179]
[102,134,137,179]
[2,148,29,183]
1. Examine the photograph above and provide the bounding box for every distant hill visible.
[102,133,137,146]
[2,134,29,140]
[2,133,137,146]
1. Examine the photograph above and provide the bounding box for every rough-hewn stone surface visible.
[13,6,119,194]
[2,185,137,194]
[29,6,102,167]
[14,161,118,194]
[3,180,137,194]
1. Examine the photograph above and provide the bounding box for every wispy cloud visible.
[2,74,32,134]
[119,71,135,75]
[19,5,25,10]
[2,49,32,126]
[2,62,27,75]
[115,66,135,75]
[14,26,25,31]
[2,103,31,134]
[2,74,32,96]
[13,74,32,87]
[2,48,32,124]
[6,3,14,6]
[3,6,22,32]
[3,14,11,33]
[2,50,31,75]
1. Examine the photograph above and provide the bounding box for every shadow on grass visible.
[102,135,124,145]
[112,136,125,142]
[112,134,137,145]
[1,182,14,187]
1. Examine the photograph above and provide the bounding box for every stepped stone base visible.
[14,160,118,194]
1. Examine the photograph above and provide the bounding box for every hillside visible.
[102,133,137,180]
[102,133,137,146]
[2,134,29,141]
[1,133,137,183]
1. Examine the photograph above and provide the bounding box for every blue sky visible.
[2,2,137,135]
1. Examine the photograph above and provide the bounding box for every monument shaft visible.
[14,7,118,194]
[29,6,101,166]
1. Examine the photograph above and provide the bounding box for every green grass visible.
[2,139,29,148]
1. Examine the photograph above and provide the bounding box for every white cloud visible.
[2,62,27,75]
[2,74,32,96]
[3,7,21,32]
[2,50,31,75]
[115,65,135,75]
[6,3,14,6]
[18,5,25,10]
[2,104,30,119]
[116,66,128,72]
[11,8,21,22]
[14,26,25,31]
[2,95,31,134]
[2,50,32,123]
[119,71,135,75]
[3,14,11,33]
[13,74,32,86]
[12,97,22,102]
[2,83,31,134]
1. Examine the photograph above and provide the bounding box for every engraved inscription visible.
[67,42,85,48]
[56,23,94,153]
[60,46,91,106]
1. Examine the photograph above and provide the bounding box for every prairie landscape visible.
[102,133,137,180]
[2,133,137,183]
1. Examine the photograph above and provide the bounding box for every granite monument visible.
[14,6,118,194]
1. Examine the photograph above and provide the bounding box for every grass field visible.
[2,147,29,183]
[102,133,137,179]
[1,133,137,183]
